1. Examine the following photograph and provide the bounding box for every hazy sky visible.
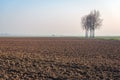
[0,0,120,36]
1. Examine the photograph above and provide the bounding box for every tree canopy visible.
[81,10,102,38]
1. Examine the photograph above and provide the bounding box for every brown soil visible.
[0,37,120,80]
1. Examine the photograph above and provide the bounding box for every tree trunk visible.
[90,29,94,38]
[90,29,92,38]
[93,29,95,38]
[85,30,88,38]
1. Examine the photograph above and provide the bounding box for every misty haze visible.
[0,0,120,80]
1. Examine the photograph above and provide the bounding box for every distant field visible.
[0,37,120,80]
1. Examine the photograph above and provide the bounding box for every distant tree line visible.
[81,10,102,38]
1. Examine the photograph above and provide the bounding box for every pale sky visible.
[0,0,120,36]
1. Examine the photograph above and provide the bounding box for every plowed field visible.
[0,37,120,80]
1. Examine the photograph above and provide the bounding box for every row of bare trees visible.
[81,10,102,38]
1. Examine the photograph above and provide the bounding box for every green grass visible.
[96,36,120,40]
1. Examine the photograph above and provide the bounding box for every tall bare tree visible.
[89,10,102,38]
[81,10,102,38]
[81,15,90,38]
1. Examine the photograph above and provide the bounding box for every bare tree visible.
[81,10,102,38]
[81,15,90,38]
